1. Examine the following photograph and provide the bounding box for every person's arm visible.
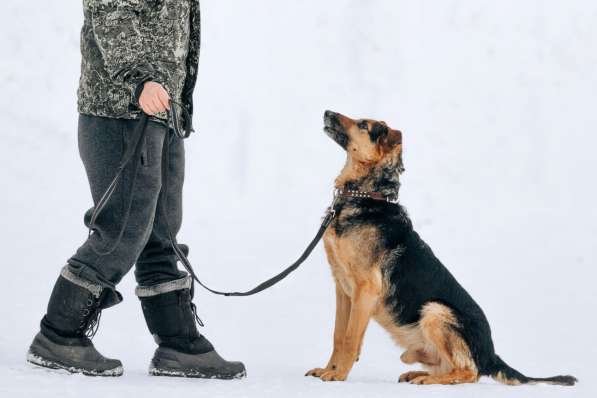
[88,0,169,114]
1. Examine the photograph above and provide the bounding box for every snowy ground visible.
[1,0,596,397]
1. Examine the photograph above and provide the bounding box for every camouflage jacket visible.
[78,0,200,130]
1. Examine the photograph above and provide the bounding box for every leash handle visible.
[169,99,194,138]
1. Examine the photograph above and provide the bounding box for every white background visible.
[1,1,595,397]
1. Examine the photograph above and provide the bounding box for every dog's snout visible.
[324,110,338,126]
[323,110,349,149]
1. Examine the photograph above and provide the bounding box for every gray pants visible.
[67,114,187,301]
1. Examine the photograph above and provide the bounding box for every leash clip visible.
[324,188,340,222]
[326,207,336,219]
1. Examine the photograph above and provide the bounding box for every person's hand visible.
[139,81,170,115]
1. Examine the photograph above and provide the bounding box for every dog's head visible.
[324,110,403,172]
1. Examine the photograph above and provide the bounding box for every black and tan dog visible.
[305,110,576,386]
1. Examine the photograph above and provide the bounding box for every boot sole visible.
[27,351,123,377]
[149,365,246,380]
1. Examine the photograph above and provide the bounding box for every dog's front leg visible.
[306,284,351,378]
[319,281,379,381]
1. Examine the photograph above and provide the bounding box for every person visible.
[26,0,246,379]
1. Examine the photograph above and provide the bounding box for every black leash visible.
[171,204,337,297]
[88,103,337,298]
[89,102,398,299]
[161,124,338,296]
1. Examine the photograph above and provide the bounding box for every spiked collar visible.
[335,187,399,203]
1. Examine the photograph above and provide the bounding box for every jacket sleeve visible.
[87,0,165,105]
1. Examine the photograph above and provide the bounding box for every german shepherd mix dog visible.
[306,110,577,386]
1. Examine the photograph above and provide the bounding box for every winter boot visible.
[27,268,123,376]
[137,276,246,379]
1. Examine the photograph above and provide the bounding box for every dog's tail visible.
[489,355,577,386]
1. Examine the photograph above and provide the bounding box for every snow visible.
[1,0,596,397]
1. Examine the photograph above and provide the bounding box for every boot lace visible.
[190,301,205,328]
[85,309,102,338]
[78,296,103,339]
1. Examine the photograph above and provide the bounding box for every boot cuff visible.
[135,275,192,298]
[60,266,103,299]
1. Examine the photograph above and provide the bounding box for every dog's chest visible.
[323,221,383,298]
[323,230,355,296]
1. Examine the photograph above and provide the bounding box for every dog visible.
[305,110,577,386]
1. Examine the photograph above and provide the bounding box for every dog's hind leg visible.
[408,302,479,385]
[400,348,440,366]
[410,368,478,385]
[398,348,440,382]
[306,284,351,378]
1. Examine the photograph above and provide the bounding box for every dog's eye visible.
[357,121,368,131]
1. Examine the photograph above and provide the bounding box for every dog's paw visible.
[410,375,432,385]
[409,374,471,385]
[320,369,348,382]
[399,371,429,383]
[410,375,461,385]
[305,368,327,378]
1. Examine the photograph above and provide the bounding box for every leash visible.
[173,197,339,297]
[88,104,396,298]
